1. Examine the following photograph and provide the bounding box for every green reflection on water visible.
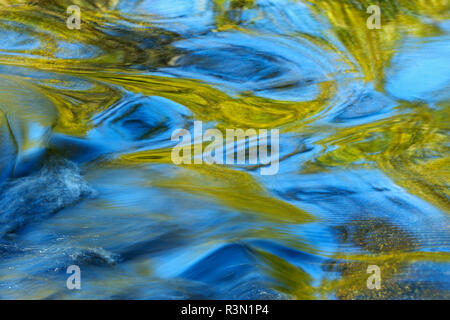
[0,0,448,299]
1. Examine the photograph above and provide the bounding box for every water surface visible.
[0,0,449,299]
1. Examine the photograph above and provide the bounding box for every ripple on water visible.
[165,31,341,102]
[0,0,448,300]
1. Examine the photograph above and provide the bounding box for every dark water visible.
[0,0,449,299]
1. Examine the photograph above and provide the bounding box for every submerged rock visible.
[0,160,94,239]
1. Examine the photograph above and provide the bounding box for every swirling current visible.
[0,0,449,299]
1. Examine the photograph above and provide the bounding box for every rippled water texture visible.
[0,0,449,299]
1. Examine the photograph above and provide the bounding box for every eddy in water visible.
[0,0,448,301]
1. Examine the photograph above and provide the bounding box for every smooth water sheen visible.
[0,0,449,299]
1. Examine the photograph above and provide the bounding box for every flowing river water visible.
[0,0,449,299]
